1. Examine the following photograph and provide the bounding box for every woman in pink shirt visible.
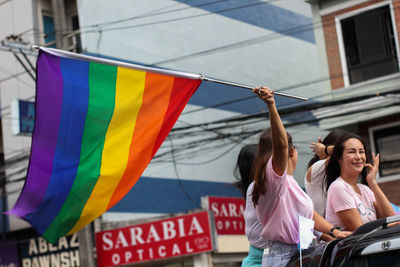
[324,133,394,231]
[251,87,351,267]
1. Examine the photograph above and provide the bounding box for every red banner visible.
[95,211,214,266]
[207,196,245,235]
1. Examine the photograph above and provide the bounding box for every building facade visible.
[1,0,382,266]
[307,0,400,203]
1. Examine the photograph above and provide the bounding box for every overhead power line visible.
[84,0,279,34]
[1,90,398,189]
[82,0,232,30]
[73,4,400,69]
[174,88,400,132]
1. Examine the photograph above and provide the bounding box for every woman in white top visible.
[235,144,267,266]
[305,129,349,241]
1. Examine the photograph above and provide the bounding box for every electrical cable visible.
[2,3,398,119]
[82,0,230,30]
[1,90,397,184]
[0,94,397,190]
[1,3,398,186]
[151,93,400,166]
[83,1,279,34]
[167,136,201,209]
[175,88,400,131]
[74,4,400,71]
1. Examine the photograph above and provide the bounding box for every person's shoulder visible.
[246,181,254,196]
[313,159,327,168]
[308,159,326,172]
[329,177,347,191]
[267,156,286,178]
[309,159,326,183]
[247,181,254,192]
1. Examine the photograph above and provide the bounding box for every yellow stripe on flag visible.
[107,72,175,208]
[68,67,146,234]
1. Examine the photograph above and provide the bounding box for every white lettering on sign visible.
[28,234,79,255]
[125,251,132,262]
[129,227,144,245]
[162,221,176,240]
[96,211,214,266]
[172,244,181,255]
[136,249,144,261]
[102,233,113,251]
[158,246,166,257]
[115,231,128,249]
[111,254,120,265]
[186,241,193,252]
[216,220,244,230]
[207,197,246,235]
[101,215,205,250]
[146,225,161,243]
[21,250,80,267]
[100,241,200,266]
[210,202,245,218]
[22,234,80,267]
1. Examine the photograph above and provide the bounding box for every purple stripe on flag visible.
[8,51,63,218]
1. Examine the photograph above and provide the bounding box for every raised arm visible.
[366,154,395,218]
[253,87,288,175]
[310,142,334,160]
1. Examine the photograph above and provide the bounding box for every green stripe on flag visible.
[43,62,117,242]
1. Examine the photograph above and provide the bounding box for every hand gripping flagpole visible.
[200,75,308,101]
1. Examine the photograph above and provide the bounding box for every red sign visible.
[207,196,245,235]
[95,211,214,266]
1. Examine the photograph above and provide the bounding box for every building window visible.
[369,121,400,182]
[42,15,56,47]
[340,5,399,84]
[70,14,82,52]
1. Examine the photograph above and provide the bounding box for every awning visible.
[313,93,400,130]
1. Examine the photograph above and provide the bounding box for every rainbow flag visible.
[7,47,202,243]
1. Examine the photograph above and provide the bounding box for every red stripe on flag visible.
[151,78,201,157]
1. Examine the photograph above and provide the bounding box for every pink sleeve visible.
[329,181,356,213]
[265,158,287,195]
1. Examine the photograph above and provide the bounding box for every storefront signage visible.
[95,211,214,266]
[20,233,80,267]
[204,196,245,235]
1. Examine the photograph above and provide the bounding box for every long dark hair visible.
[307,129,349,168]
[324,133,372,191]
[251,128,293,206]
[234,144,258,198]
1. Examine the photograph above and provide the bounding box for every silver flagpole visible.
[32,45,308,101]
[201,75,308,101]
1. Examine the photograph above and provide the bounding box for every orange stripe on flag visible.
[151,78,201,158]
[107,72,175,208]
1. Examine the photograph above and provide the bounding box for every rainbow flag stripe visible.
[8,48,201,243]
